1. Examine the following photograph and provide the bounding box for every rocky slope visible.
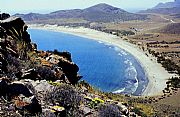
[0,13,149,116]
[0,13,82,116]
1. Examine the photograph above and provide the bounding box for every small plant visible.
[132,107,147,117]
[48,81,61,86]
[88,97,104,109]
[50,105,65,113]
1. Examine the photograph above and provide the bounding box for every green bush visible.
[132,107,147,117]
[88,97,104,109]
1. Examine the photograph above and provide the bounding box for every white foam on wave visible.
[113,87,126,93]
[104,43,112,46]
[124,59,132,66]
[98,41,103,44]
[121,50,128,56]
[118,53,122,56]
[125,63,139,93]
[114,47,121,51]
[114,47,128,56]
[132,77,139,93]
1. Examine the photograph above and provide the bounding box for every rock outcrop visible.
[0,13,82,116]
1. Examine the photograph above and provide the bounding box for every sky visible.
[0,0,174,14]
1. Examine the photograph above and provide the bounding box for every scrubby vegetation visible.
[98,104,122,117]
[45,84,84,116]
[168,77,180,88]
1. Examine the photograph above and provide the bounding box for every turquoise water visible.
[28,29,148,95]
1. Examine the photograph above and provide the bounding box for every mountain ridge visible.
[15,3,147,23]
[153,0,180,9]
[139,0,180,15]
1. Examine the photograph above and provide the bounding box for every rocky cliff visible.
[0,13,83,116]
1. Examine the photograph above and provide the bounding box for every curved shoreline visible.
[29,24,174,96]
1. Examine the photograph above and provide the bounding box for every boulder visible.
[9,81,33,97]
[0,13,10,20]
[58,57,81,85]
[0,16,32,59]
[31,80,54,93]
[21,69,40,80]
[117,102,129,116]
[0,79,9,96]
[81,106,92,116]
[13,94,42,114]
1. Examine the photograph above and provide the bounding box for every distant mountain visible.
[154,0,180,9]
[15,3,147,23]
[140,7,180,15]
[139,0,180,15]
[15,13,50,21]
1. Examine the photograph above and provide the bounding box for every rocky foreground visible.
[0,13,147,117]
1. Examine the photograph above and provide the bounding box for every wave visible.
[114,46,121,51]
[104,43,112,46]
[113,47,128,56]
[118,53,122,56]
[98,41,103,44]
[124,59,132,66]
[124,62,139,94]
[113,87,126,93]
[121,50,128,56]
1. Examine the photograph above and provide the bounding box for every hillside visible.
[140,7,180,15]
[156,23,180,34]
[154,0,180,9]
[139,0,180,15]
[15,3,147,23]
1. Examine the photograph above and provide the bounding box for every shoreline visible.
[29,24,174,96]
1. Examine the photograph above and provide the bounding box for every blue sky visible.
[0,0,174,14]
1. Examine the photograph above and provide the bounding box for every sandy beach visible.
[29,24,174,96]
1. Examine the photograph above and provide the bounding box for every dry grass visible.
[134,103,154,117]
[157,89,180,107]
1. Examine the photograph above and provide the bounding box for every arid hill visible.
[15,3,147,23]
[158,23,180,34]
[154,0,180,9]
[139,0,180,15]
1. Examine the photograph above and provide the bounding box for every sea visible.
[28,29,148,95]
